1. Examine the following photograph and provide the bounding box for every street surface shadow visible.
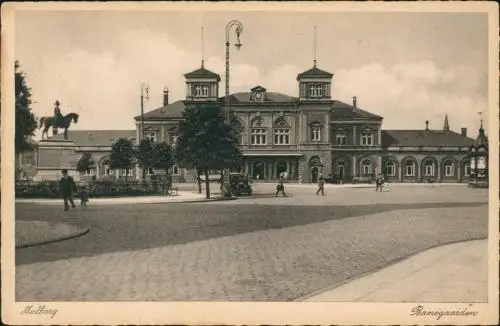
[15,201,485,265]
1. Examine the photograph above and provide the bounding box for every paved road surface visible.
[15,185,488,301]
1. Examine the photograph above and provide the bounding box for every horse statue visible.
[39,113,79,140]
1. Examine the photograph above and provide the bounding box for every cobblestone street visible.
[15,185,488,301]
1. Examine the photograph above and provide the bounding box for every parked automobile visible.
[324,174,342,184]
[229,173,253,196]
[352,174,375,184]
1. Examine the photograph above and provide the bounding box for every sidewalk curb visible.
[15,226,90,249]
[292,237,488,302]
[15,195,237,205]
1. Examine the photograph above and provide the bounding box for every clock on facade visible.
[255,92,262,100]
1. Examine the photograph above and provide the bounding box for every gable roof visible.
[221,92,297,104]
[297,65,333,80]
[251,85,267,92]
[46,130,136,147]
[330,100,383,120]
[382,130,475,147]
[135,100,186,119]
[184,66,221,81]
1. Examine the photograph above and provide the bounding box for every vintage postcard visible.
[2,1,499,325]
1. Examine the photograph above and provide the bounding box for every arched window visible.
[385,162,395,176]
[361,159,371,176]
[444,161,455,176]
[464,162,471,177]
[274,117,290,145]
[424,160,435,176]
[145,129,159,143]
[405,160,415,176]
[311,122,321,142]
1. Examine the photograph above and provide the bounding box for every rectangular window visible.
[170,134,178,147]
[464,165,470,176]
[251,129,267,145]
[361,132,373,145]
[386,164,395,176]
[336,132,347,145]
[405,164,415,176]
[172,165,180,175]
[274,128,290,145]
[445,164,454,176]
[312,127,321,142]
[309,84,323,97]
[424,164,434,176]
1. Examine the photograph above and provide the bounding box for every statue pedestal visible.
[35,139,81,181]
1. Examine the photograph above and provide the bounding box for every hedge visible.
[15,180,171,199]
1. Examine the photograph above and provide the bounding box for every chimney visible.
[352,96,357,111]
[425,120,429,130]
[163,87,169,106]
[461,127,467,137]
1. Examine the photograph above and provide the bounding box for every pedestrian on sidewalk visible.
[375,173,384,192]
[59,169,77,211]
[276,176,287,197]
[316,174,325,196]
[79,182,89,208]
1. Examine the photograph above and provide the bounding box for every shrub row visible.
[15,180,171,198]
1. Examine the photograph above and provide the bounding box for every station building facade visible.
[133,61,478,184]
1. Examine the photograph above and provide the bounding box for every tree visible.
[152,142,174,191]
[136,139,154,180]
[15,61,37,154]
[175,104,242,199]
[76,153,96,175]
[109,138,135,183]
[152,142,174,174]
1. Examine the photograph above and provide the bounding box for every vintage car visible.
[324,174,342,184]
[229,173,253,196]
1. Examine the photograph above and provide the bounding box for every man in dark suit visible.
[59,169,76,211]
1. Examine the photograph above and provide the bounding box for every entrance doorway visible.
[276,160,287,179]
[337,162,345,180]
[311,167,319,183]
[253,161,265,180]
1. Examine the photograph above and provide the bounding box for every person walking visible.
[59,169,77,211]
[79,182,89,208]
[276,176,287,197]
[375,173,384,192]
[316,174,325,196]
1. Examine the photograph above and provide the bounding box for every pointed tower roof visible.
[443,114,450,131]
[184,62,221,81]
[473,121,488,147]
[296,65,333,80]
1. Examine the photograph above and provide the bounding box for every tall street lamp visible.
[222,20,243,197]
[225,20,243,121]
[140,83,149,180]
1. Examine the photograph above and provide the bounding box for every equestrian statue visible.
[39,100,79,140]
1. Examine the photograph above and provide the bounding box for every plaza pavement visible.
[303,239,488,302]
[15,184,488,301]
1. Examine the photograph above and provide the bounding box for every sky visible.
[14,8,490,139]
